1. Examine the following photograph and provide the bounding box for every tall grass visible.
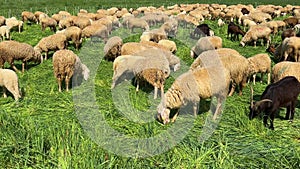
[0,0,300,168]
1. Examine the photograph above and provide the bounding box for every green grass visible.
[1,0,300,168]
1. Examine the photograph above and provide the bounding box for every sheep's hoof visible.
[289,120,293,123]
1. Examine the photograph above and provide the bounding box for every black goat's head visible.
[249,86,272,119]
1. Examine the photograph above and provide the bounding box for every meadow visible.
[0,0,300,168]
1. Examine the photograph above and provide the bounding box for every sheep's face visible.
[157,102,170,124]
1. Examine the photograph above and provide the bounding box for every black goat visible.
[190,23,211,39]
[249,76,300,130]
[227,22,245,41]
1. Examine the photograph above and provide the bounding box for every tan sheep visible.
[58,16,74,29]
[240,25,272,47]
[0,40,41,72]
[82,24,108,42]
[0,16,6,26]
[280,37,300,62]
[34,34,67,61]
[247,53,271,85]
[0,69,21,101]
[0,26,10,40]
[40,17,57,32]
[21,11,37,23]
[127,17,149,33]
[190,36,222,58]
[72,16,91,29]
[140,28,167,43]
[158,39,177,53]
[5,17,23,33]
[104,36,123,61]
[53,49,89,92]
[157,66,230,124]
[272,61,300,83]
[57,26,82,50]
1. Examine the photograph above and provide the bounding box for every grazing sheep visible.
[40,17,57,32]
[227,22,245,41]
[157,66,230,124]
[5,17,23,33]
[158,39,177,53]
[34,34,67,61]
[140,28,167,43]
[217,18,225,27]
[127,17,149,33]
[82,24,109,42]
[280,37,300,62]
[0,40,41,72]
[281,28,296,41]
[53,49,89,92]
[242,19,257,31]
[58,16,74,29]
[104,36,123,61]
[21,11,37,23]
[190,36,223,58]
[240,25,272,47]
[0,69,21,101]
[111,52,170,99]
[272,61,300,83]
[0,16,6,26]
[249,76,300,130]
[190,48,249,96]
[72,16,91,29]
[0,26,10,40]
[284,17,299,28]
[247,53,271,85]
[57,26,82,50]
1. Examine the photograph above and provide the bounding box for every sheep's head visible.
[157,101,171,124]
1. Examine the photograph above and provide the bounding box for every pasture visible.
[0,0,300,168]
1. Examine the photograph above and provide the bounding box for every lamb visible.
[281,28,296,41]
[190,48,249,96]
[57,26,82,50]
[158,39,177,53]
[227,22,245,41]
[5,17,23,33]
[127,17,149,33]
[190,36,223,58]
[249,76,300,130]
[52,49,89,92]
[247,53,271,85]
[272,61,300,83]
[240,25,272,47]
[0,26,10,40]
[21,11,37,23]
[34,33,67,61]
[0,69,21,101]
[104,36,123,61]
[280,37,300,62]
[157,66,230,124]
[0,40,41,72]
[40,17,57,32]
[111,52,170,99]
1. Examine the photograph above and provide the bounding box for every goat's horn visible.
[259,99,273,103]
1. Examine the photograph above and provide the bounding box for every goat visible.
[190,23,211,39]
[227,22,245,41]
[249,76,300,130]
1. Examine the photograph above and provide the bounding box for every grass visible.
[1,0,300,168]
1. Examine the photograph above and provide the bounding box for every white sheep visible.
[247,53,271,85]
[240,25,272,47]
[271,61,300,83]
[0,40,41,72]
[34,33,67,61]
[111,51,170,99]
[127,17,149,32]
[190,36,222,58]
[217,18,225,27]
[0,68,21,101]
[5,17,23,33]
[157,66,230,124]
[0,25,10,40]
[52,49,89,92]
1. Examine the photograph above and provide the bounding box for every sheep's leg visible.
[228,83,236,96]
[238,77,247,96]
[267,72,271,84]
[6,85,19,101]
[153,86,158,99]
[171,111,179,123]
[253,74,256,85]
[66,76,70,92]
[135,80,139,92]
[253,41,256,47]
[22,62,26,73]
[57,76,62,92]
[10,62,20,72]
[213,97,223,120]
[193,102,198,117]
[160,85,164,99]
[3,87,7,98]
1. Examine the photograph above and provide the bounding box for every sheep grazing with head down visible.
[190,36,223,58]
[21,11,37,23]
[56,26,82,50]
[247,53,271,85]
[0,25,10,40]
[157,66,230,124]
[0,69,21,101]
[52,49,89,92]
[104,36,123,61]
[5,17,23,33]
[240,25,272,47]
[0,40,41,72]
[111,49,170,99]
[34,33,68,61]
[158,39,177,53]
[271,61,300,83]
[280,36,300,62]
[40,17,57,32]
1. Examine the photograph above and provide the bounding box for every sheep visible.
[240,25,272,47]
[57,26,82,50]
[280,37,300,62]
[92,17,113,34]
[0,69,21,101]
[58,16,74,29]
[127,17,149,33]
[111,52,170,99]
[293,24,300,32]
[34,34,67,61]
[272,61,300,83]
[5,17,23,33]
[0,16,5,26]
[40,17,57,32]
[72,16,91,29]
[249,76,300,130]
[190,48,249,96]
[52,49,89,92]
[227,22,245,41]
[190,36,222,58]
[217,18,225,27]
[247,53,271,85]
[104,36,123,61]
[157,66,230,124]
[283,17,299,28]
[140,28,167,43]
[0,26,10,40]
[0,40,41,72]
[81,24,108,43]
[21,11,37,23]
[158,39,177,53]
[281,28,296,40]
[242,19,257,31]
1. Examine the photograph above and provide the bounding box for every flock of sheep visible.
[0,3,300,130]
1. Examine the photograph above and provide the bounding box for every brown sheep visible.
[40,17,57,32]
[21,11,37,23]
